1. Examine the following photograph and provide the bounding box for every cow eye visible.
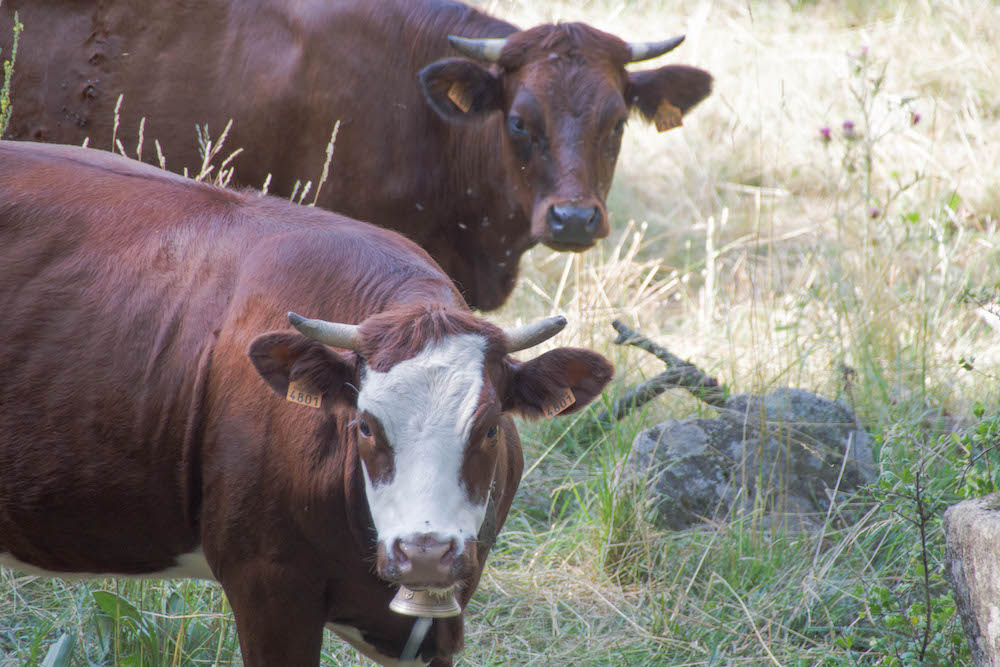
[487,425,499,439]
[358,420,372,437]
[508,115,528,136]
[612,117,627,135]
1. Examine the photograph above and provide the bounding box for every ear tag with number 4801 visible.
[286,380,322,409]
[542,387,576,418]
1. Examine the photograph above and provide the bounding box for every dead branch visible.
[599,320,727,421]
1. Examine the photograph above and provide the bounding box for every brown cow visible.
[0,141,613,666]
[0,0,712,311]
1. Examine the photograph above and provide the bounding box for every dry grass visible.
[476,0,1000,664]
[495,0,1000,416]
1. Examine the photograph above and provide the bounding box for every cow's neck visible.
[405,4,529,311]
[427,116,534,311]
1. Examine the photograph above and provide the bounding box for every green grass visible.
[4,0,1000,664]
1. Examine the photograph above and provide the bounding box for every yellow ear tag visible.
[447,83,474,113]
[653,101,683,132]
[542,387,576,418]
[286,379,322,409]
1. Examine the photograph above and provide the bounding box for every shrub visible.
[0,11,22,137]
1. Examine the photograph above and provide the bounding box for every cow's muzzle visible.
[383,535,465,589]
[545,204,606,248]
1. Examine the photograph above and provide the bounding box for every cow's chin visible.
[408,584,459,596]
[540,237,601,253]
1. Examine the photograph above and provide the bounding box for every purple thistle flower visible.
[820,126,832,143]
[842,120,856,139]
[911,111,921,125]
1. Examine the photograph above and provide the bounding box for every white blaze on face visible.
[357,333,489,551]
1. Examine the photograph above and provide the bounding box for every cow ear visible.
[248,332,359,409]
[503,348,614,420]
[625,65,713,132]
[420,58,503,123]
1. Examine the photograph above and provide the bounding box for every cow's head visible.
[420,23,712,251]
[248,306,612,593]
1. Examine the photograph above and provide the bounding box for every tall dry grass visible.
[479,1,1000,665]
[496,0,1000,418]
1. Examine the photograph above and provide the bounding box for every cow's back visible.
[0,0,506,197]
[0,0,520,307]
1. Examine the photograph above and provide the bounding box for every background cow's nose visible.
[546,205,602,246]
[393,535,458,587]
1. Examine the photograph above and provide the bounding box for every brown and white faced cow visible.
[0,0,712,311]
[0,141,614,666]
[245,306,612,665]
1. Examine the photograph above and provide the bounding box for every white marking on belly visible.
[0,549,216,581]
[326,623,428,667]
[155,551,216,580]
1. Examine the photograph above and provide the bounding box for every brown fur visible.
[0,0,711,311]
[497,22,632,68]
[358,304,506,371]
[0,141,613,666]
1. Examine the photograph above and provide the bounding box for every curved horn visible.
[626,35,685,63]
[504,315,567,353]
[448,35,507,63]
[288,312,362,351]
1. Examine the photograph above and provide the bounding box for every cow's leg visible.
[222,563,326,667]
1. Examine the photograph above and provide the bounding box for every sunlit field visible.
[3,0,1000,664]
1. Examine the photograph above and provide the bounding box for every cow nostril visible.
[393,538,412,570]
[439,539,458,567]
[546,206,567,231]
[585,207,600,231]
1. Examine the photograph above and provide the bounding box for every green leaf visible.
[92,590,144,626]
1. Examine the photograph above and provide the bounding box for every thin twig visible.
[599,320,727,421]
[914,468,933,662]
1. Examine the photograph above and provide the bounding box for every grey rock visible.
[619,387,874,531]
[944,493,1000,666]
[625,419,739,530]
